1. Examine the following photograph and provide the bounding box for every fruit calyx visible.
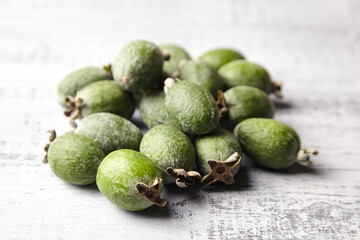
[135,177,167,207]
[164,77,181,94]
[216,90,228,118]
[296,148,319,166]
[271,81,283,98]
[201,152,241,186]
[162,51,171,61]
[42,129,57,164]
[64,96,83,120]
[103,64,112,74]
[166,168,201,188]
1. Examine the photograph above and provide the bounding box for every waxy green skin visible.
[219,60,272,93]
[195,128,242,176]
[75,113,142,154]
[200,48,245,70]
[140,124,195,183]
[76,80,136,119]
[235,118,301,169]
[96,149,163,211]
[179,60,225,97]
[48,133,105,185]
[165,81,220,135]
[57,66,112,107]
[221,86,275,131]
[113,40,164,93]
[139,91,169,129]
[159,44,191,77]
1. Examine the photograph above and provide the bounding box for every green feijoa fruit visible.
[200,48,245,70]
[113,40,164,93]
[57,66,112,107]
[220,86,275,131]
[234,118,318,169]
[218,60,282,98]
[159,44,191,77]
[179,60,224,97]
[74,112,142,154]
[64,80,136,120]
[194,128,242,186]
[165,79,220,135]
[96,149,166,211]
[45,131,105,185]
[139,91,169,128]
[139,124,199,187]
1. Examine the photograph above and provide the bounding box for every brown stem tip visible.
[135,177,167,207]
[296,148,319,166]
[166,168,201,188]
[271,81,283,98]
[162,51,171,61]
[201,152,241,186]
[64,96,83,120]
[216,90,228,118]
[164,77,181,94]
[42,130,57,164]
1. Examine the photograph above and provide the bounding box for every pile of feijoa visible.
[43,40,318,211]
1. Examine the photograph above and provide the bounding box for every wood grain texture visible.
[0,0,359,239]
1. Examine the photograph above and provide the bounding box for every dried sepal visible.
[42,129,57,164]
[216,90,228,118]
[135,177,166,207]
[64,96,83,120]
[103,64,112,73]
[162,50,171,61]
[297,148,319,166]
[201,152,241,186]
[166,167,201,188]
[271,81,283,98]
[164,77,181,94]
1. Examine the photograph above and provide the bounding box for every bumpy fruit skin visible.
[96,149,163,211]
[219,60,272,93]
[195,128,242,176]
[221,86,275,131]
[47,133,105,185]
[179,60,224,97]
[76,80,136,119]
[75,113,142,154]
[57,66,112,107]
[139,124,195,183]
[139,91,169,128]
[200,48,245,70]
[165,81,219,135]
[159,44,191,77]
[234,118,301,169]
[112,40,163,93]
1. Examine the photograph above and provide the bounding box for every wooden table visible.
[1,0,359,239]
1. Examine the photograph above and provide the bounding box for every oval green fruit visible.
[96,149,166,211]
[200,48,245,70]
[218,60,282,97]
[47,132,105,185]
[113,40,164,93]
[64,80,136,120]
[57,66,112,107]
[234,118,318,169]
[139,91,169,129]
[194,128,242,186]
[159,44,191,77]
[221,86,275,131]
[165,80,220,135]
[75,112,142,154]
[139,124,197,186]
[179,60,224,97]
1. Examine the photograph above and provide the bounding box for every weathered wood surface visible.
[0,0,359,239]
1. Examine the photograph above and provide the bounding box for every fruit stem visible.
[166,168,201,188]
[42,129,57,164]
[64,96,83,120]
[216,90,228,118]
[103,64,112,74]
[201,152,241,186]
[271,81,283,98]
[296,148,319,166]
[135,177,167,207]
[162,51,171,61]
[164,77,181,94]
